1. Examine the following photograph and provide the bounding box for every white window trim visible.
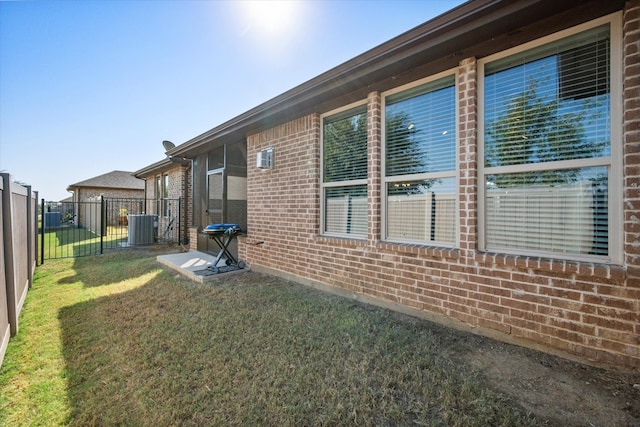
[477,12,623,264]
[320,99,368,239]
[381,70,459,247]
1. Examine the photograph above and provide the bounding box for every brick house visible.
[133,158,191,245]
[67,170,144,201]
[66,170,145,228]
[164,0,639,368]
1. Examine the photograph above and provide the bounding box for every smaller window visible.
[163,173,170,217]
[383,74,457,245]
[321,103,368,237]
[155,175,162,215]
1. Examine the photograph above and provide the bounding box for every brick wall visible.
[245,115,321,274]
[241,5,640,369]
[142,164,190,245]
[624,0,640,281]
[77,188,143,201]
[189,227,198,251]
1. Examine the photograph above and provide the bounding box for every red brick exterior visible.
[139,164,191,245]
[189,227,199,252]
[625,0,640,282]
[239,5,640,369]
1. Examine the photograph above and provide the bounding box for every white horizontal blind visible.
[324,186,367,235]
[323,107,368,183]
[483,24,610,257]
[323,106,368,237]
[485,169,608,255]
[387,181,456,243]
[385,75,456,244]
[386,76,456,176]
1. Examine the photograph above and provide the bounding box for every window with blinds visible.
[322,104,368,237]
[163,173,170,217]
[481,22,612,259]
[384,75,457,245]
[155,175,162,215]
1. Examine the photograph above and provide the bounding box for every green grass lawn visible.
[0,249,538,426]
[41,226,130,260]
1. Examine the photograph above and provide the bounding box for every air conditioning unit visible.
[128,214,157,245]
[256,148,274,169]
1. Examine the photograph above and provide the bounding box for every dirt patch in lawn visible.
[446,334,640,426]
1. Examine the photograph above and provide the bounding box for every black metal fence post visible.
[100,196,105,255]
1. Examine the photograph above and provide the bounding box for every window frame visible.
[155,174,162,216]
[320,100,369,239]
[381,70,459,247]
[162,173,170,217]
[477,12,623,264]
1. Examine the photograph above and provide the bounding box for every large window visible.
[322,103,368,237]
[480,16,621,262]
[383,74,457,245]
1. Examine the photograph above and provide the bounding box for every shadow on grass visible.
[54,248,174,287]
[41,228,100,259]
[58,268,537,426]
[55,227,95,245]
[43,228,129,260]
[64,227,129,258]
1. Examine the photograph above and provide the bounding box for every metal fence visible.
[41,197,182,261]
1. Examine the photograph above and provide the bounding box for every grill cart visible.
[202,223,246,274]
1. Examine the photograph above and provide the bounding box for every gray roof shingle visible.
[67,170,144,191]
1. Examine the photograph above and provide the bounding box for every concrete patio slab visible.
[157,251,248,283]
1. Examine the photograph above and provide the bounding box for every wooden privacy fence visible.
[0,173,39,368]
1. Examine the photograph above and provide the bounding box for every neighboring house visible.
[133,158,191,245]
[154,0,639,368]
[67,170,145,201]
[66,170,145,228]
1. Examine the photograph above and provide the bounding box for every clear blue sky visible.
[1,0,465,201]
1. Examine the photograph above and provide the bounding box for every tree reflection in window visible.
[323,109,368,183]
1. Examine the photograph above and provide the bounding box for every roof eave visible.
[133,158,174,178]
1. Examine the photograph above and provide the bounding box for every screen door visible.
[207,170,224,225]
